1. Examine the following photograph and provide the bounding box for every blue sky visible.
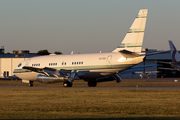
[0,0,180,54]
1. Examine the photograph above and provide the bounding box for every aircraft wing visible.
[23,66,77,85]
[23,66,69,77]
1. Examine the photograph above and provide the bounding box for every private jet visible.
[14,9,164,87]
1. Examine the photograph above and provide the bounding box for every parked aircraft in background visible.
[120,64,158,75]
[134,71,159,79]
[3,73,21,80]
[13,9,168,87]
[158,40,180,71]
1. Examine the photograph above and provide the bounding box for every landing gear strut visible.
[63,81,72,87]
[28,81,33,87]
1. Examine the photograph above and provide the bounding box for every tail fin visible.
[169,40,180,62]
[112,9,148,53]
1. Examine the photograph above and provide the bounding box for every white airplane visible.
[158,40,180,71]
[13,9,166,87]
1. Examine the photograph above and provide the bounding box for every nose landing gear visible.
[28,81,33,87]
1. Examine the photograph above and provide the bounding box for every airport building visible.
[0,47,177,79]
[0,48,37,77]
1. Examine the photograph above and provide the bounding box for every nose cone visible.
[13,58,34,80]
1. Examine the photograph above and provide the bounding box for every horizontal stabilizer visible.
[119,50,141,58]
[143,50,171,56]
[158,67,177,71]
[172,61,180,65]
[157,61,171,65]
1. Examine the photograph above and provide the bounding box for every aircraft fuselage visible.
[13,52,145,81]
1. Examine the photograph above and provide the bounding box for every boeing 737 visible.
[13,9,161,87]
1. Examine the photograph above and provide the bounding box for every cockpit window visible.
[18,63,22,67]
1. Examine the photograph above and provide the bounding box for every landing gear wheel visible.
[28,81,33,87]
[88,81,97,87]
[63,81,72,87]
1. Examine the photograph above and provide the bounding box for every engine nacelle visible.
[36,74,66,83]
[97,73,122,83]
[97,75,116,82]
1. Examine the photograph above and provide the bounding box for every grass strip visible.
[0,89,179,119]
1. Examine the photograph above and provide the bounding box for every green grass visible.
[0,89,180,119]
[0,79,180,119]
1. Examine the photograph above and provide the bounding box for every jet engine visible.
[36,74,67,83]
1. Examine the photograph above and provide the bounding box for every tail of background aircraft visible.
[3,73,6,78]
[169,40,180,62]
[112,9,148,53]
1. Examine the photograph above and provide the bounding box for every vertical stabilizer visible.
[169,40,180,62]
[112,9,148,53]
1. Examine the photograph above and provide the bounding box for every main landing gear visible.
[63,81,72,87]
[88,81,97,87]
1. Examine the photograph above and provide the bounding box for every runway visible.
[0,86,180,90]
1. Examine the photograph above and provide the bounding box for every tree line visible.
[37,49,62,55]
